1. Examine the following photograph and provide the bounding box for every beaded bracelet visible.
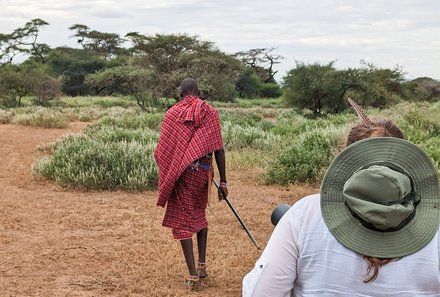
[219,182,228,188]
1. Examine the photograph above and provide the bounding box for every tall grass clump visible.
[33,126,159,191]
[98,111,164,131]
[265,127,345,185]
[222,121,281,150]
[84,125,159,143]
[220,110,275,130]
[272,110,354,136]
[59,96,137,108]
[12,107,69,128]
[0,109,14,124]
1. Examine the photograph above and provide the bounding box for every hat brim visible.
[321,137,440,258]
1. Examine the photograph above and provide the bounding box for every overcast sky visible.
[1,0,439,80]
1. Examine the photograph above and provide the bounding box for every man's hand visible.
[218,182,228,201]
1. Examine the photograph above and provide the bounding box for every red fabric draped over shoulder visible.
[154,96,223,207]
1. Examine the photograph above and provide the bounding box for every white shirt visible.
[243,194,440,297]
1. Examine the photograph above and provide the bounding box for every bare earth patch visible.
[0,123,318,296]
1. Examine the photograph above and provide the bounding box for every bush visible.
[265,129,341,185]
[396,103,440,175]
[0,109,14,124]
[12,107,69,128]
[32,127,159,191]
[259,83,282,98]
[32,76,63,106]
[398,103,440,140]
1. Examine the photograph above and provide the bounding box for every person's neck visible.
[182,94,198,100]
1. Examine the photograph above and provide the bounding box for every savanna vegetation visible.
[1,18,440,111]
[1,96,437,190]
[1,19,440,191]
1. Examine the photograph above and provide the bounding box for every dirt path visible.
[0,123,318,296]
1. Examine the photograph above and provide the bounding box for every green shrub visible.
[12,107,69,128]
[395,103,440,175]
[259,83,282,98]
[398,103,440,140]
[33,128,159,191]
[265,129,341,185]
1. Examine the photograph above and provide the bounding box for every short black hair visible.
[180,78,198,97]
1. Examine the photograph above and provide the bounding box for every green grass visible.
[24,98,440,190]
[11,107,69,128]
[58,96,137,108]
[210,97,285,109]
[33,126,159,191]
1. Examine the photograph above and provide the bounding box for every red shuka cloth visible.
[154,96,223,208]
[163,156,211,240]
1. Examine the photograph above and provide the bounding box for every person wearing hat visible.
[242,102,440,296]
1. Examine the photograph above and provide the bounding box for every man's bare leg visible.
[196,227,208,278]
[180,238,197,276]
[197,227,208,263]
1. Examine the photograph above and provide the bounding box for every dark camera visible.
[270,203,291,226]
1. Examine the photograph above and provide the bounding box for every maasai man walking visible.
[154,78,228,291]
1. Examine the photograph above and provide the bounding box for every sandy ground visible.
[0,123,318,296]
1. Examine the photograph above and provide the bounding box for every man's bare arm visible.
[214,148,228,200]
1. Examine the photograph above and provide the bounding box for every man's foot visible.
[184,275,203,291]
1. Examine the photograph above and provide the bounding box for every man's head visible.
[180,78,199,98]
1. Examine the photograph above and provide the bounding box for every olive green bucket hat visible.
[321,137,440,258]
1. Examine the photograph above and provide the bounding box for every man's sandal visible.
[197,262,208,279]
[184,275,203,291]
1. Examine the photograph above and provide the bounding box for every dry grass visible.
[0,123,318,296]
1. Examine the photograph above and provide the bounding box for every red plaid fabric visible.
[163,156,211,240]
[154,96,223,208]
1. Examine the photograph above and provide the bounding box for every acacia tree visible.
[0,62,61,107]
[85,65,158,111]
[234,48,283,83]
[186,51,243,100]
[283,61,366,115]
[126,33,240,101]
[46,47,106,96]
[0,18,50,64]
[69,24,126,60]
[236,68,263,98]
[354,62,405,108]
[0,64,34,106]
[283,61,406,115]
[403,77,440,101]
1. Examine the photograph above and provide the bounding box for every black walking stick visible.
[213,180,261,250]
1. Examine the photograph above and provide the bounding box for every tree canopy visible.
[1,18,438,111]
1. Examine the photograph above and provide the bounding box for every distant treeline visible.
[1,19,439,114]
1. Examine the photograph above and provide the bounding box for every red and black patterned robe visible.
[154,96,223,239]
